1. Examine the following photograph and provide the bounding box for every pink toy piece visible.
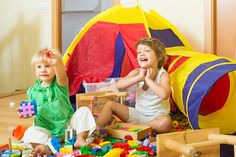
[19,100,37,118]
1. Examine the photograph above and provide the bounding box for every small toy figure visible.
[18,100,37,118]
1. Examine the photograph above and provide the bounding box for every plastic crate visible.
[83,78,119,93]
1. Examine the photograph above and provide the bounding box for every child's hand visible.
[43,50,60,66]
[17,107,26,118]
[16,107,23,118]
[145,68,157,80]
[138,67,147,81]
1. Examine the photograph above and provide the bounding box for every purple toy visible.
[19,100,37,118]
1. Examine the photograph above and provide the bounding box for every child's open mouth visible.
[140,57,148,62]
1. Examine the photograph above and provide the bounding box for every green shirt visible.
[27,79,74,138]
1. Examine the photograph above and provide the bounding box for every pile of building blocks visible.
[2,126,236,156]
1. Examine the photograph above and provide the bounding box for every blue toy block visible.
[47,136,62,154]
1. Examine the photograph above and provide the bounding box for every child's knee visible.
[153,118,172,133]
[162,119,172,132]
[104,101,115,109]
[160,120,172,132]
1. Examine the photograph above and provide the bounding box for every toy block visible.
[0,144,8,149]
[99,141,111,147]
[59,147,73,154]
[65,128,74,143]
[105,123,152,140]
[12,125,27,140]
[1,149,21,157]
[47,136,62,154]
[156,128,236,157]
[19,100,37,118]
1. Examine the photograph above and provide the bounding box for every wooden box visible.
[105,123,152,140]
[76,91,127,115]
[156,128,236,157]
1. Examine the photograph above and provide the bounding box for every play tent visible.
[62,3,236,134]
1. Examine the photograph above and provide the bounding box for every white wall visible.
[0,0,52,94]
[149,0,205,52]
[122,0,205,52]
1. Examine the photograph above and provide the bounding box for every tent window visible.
[149,28,184,47]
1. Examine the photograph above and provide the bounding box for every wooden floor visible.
[0,93,33,144]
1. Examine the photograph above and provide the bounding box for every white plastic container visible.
[83,78,119,93]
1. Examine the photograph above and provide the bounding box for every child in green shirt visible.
[22,48,96,156]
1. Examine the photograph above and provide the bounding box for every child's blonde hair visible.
[31,48,62,69]
[135,38,168,69]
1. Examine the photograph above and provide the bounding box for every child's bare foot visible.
[33,144,52,157]
[73,131,90,148]
[73,138,89,148]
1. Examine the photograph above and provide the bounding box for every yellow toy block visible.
[127,140,138,147]
[99,141,111,146]
[59,147,73,154]
[103,148,123,157]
